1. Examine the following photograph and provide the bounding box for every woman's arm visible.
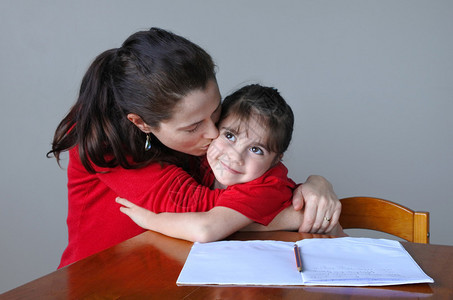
[242,176,341,234]
[93,159,222,213]
[95,148,339,233]
[240,204,302,231]
[242,204,347,236]
[291,175,341,233]
[116,197,252,242]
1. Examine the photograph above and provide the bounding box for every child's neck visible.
[212,179,227,190]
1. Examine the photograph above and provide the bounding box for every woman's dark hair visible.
[47,27,216,173]
[221,84,294,155]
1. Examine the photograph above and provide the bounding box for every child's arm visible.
[241,204,303,231]
[116,197,252,243]
[242,205,347,236]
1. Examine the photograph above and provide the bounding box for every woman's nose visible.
[203,119,219,139]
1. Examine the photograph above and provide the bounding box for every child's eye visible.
[224,131,236,142]
[250,146,264,155]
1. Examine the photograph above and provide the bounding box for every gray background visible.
[1,0,452,293]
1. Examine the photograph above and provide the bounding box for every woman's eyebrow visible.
[178,101,221,131]
[179,120,202,131]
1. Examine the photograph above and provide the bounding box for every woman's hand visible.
[292,175,341,233]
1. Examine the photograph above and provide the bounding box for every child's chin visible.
[220,179,242,186]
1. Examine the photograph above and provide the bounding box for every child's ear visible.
[271,154,284,166]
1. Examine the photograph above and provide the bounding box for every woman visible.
[48,27,341,268]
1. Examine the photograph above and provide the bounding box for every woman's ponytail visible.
[47,49,127,173]
[48,27,216,173]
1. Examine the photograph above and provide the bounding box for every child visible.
[116,84,297,242]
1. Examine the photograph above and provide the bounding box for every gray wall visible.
[1,0,452,293]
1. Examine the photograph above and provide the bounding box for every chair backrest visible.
[339,197,430,244]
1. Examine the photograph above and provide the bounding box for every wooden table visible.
[1,231,452,299]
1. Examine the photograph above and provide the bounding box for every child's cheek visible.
[207,138,222,158]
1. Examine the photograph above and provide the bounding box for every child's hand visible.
[116,197,155,229]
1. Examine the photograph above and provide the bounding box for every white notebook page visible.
[177,237,433,286]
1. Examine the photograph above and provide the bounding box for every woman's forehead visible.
[167,80,221,126]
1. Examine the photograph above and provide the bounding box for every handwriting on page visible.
[298,238,432,285]
[177,238,434,286]
[304,266,402,281]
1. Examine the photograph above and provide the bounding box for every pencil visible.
[294,244,303,272]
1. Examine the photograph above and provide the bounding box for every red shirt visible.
[59,147,221,268]
[60,148,295,268]
[201,159,296,225]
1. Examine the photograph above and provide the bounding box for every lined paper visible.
[177,237,433,286]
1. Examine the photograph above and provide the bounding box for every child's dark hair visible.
[221,84,294,155]
[47,27,216,173]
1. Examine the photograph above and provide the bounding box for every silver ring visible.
[324,216,331,222]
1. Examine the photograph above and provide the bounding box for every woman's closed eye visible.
[186,122,201,133]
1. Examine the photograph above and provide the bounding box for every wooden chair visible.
[339,197,430,243]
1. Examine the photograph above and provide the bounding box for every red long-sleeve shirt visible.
[59,148,295,268]
[59,147,222,268]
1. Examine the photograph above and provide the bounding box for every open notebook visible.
[177,237,433,286]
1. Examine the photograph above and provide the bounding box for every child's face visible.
[207,114,279,187]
